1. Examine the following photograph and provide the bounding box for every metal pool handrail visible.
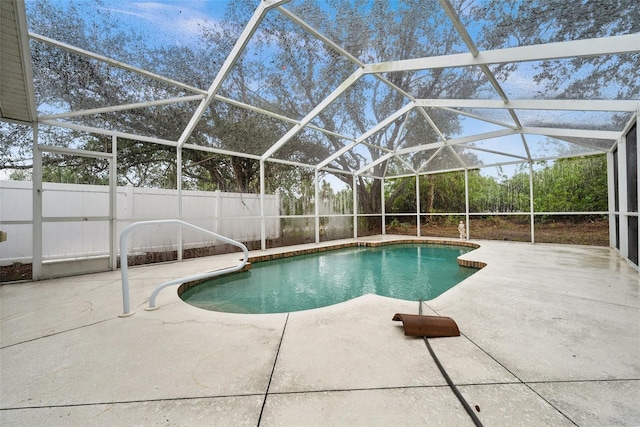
[119,219,249,317]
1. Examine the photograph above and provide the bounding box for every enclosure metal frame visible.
[2,0,639,279]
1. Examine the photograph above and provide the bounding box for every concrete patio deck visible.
[1,237,639,426]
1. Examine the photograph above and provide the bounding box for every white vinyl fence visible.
[0,181,279,266]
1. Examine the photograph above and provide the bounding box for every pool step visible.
[392,313,460,337]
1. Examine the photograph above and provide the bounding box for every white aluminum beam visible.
[416,99,638,112]
[396,140,447,156]
[438,0,510,104]
[520,126,620,140]
[214,94,355,141]
[262,68,365,160]
[362,141,395,154]
[390,113,411,152]
[460,144,529,161]
[317,102,414,168]
[37,145,114,159]
[409,160,527,176]
[415,174,421,236]
[438,0,478,56]
[366,33,640,74]
[32,125,42,280]
[39,95,205,120]
[441,107,517,130]
[364,152,416,177]
[357,125,611,177]
[260,160,266,250]
[551,135,614,153]
[352,175,358,238]
[29,33,206,95]
[417,146,445,173]
[177,1,289,149]
[447,144,470,168]
[276,6,364,67]
[356,151,395,175]
[396,129,517,155]
[277,5,414,102]
[607,150,616,244]
[619,106,640,138]
[455,154,585,171]
[318,166,353,177]
[110,135,117,270]
[397,155,418,175]
[214,95,298,124]
[528,161,535,243]
[182,143,262,161]
[314,168,320,243]
[38,119,178,147]
[416,107,447,141]
[530,151,607,163]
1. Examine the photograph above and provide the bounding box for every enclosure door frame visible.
[32,129,116,280]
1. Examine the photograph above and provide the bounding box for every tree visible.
[228,0,485,230]
[385,171,466,218]
[3,0,635,209]
[533,155,607,215]
[473,0,640,101]
[1,123,34,175]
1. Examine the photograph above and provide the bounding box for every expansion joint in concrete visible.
[257,313,289,426]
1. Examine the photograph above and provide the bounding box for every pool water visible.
[180,244,478,314]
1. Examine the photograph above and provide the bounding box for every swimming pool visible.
[179,243,478,314]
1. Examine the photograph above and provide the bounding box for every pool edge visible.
[178,238,486,300]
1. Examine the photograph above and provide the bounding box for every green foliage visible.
[385,155,607,216]
[468,166,531,213]
[385,171,466,214]
[428,172,466,213]
[42,159,109,185]
[533,155,608,215]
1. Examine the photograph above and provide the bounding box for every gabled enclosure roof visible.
[2,0,639,178]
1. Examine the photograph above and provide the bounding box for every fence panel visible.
[0,181,278,266]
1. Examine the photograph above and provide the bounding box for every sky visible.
[97,0,229,46]
[24,0,232,48]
